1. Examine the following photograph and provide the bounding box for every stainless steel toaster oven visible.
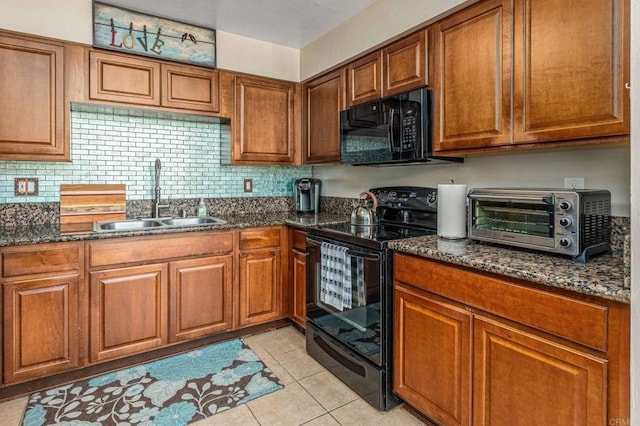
[468,188,611,262]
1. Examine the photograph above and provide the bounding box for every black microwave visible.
[339,88,462,166]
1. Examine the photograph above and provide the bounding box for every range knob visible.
[559,238,573,248]
[559,200,573,211]
[559,217,573,227]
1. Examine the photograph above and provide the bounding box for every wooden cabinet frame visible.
[393,253,630,424]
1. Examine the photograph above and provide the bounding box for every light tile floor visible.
[0,326,425,425]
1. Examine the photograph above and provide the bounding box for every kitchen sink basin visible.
[96,219,164,231]
[94,216,226,232]
[161,217,226,226]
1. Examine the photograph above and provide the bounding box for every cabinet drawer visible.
[394,253,608,351]
[87,232,233,268]
[2,243,82,277]
[239,227,281,250]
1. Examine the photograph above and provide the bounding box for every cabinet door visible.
[89,50,161,106]
[347,51,383,107]
[432,0,512,151]
[303,68,346,163]
[238,249,282,326]
[0,34,68,160]
[394,285,472,426]
[169,255,233,342]
[233,75,295,164]
[512,0,629,143]
[3,275,79,384]
[161,64,220,112]
[290,249,307,327]
[382,30,428,97]
[473,316,607,426]
[89,264,167,362]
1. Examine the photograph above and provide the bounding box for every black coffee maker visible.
[294,178,321,214]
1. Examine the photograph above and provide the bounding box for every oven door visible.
[469,193,556,248]
[305,236,387,366]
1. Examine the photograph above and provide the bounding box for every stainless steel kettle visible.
[351,191,378,226]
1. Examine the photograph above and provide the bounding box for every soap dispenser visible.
[197,198,207,217]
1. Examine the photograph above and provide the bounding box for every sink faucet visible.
[153,158,170,218]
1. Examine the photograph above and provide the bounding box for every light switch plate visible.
[244,179,253,193]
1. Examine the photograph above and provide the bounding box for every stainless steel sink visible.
[94,216,226,232]
[161,217,226,226]
[96,219,164,231]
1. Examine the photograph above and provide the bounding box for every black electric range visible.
[305,186,439,411]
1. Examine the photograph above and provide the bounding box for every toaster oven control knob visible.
[559,238,573,248]
[559,200,573,211]
[559,217,573,227]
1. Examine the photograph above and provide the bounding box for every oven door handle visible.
[306,236,324,246]
[469,194,554,205]
[346,249,380,261]
[306,237,380,260]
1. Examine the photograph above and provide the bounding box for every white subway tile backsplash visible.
[0,107,311,203]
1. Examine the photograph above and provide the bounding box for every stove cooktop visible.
[313,221,435,243]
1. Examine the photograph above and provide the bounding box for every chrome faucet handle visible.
[154,202,170,218]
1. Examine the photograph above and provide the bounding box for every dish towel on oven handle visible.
[320,242,352,311]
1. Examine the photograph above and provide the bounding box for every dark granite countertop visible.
[0,212,349,247]
[1,212,629,304]
[389,235,630,304]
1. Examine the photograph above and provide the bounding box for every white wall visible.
[300,0,476,80]
[314,145,631,216]
[630,0,639,422]
[0,0,299,81]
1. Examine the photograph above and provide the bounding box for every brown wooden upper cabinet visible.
[303,68,346,164]
[382,30,428,97]
[348,30,429,107]
[432,0,512,152]
[0,32,82,161]
[89,50,226,114]
[232,74,296,165]
[433,0,630,153]
[511,0,629,144]
[348,51,383,107]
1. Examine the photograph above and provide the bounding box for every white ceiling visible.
[103,0,378,48]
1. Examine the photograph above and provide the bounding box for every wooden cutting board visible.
[60,184,126,233]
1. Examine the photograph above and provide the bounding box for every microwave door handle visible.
[469,194,554,204]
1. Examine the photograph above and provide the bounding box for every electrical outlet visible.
[564,177,585,189]
[14,178,39,196]
[244,179,253,193]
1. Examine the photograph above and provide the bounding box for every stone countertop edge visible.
[0,212,350,247]
[389,235,630,304]
[0,212,628,304]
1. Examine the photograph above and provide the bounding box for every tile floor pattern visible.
[0,326,425,425]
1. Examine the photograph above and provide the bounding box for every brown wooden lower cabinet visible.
[89,264,168,363]
[473,316,607,426]
[0,228,291,390]
[393,253,630,426]
[169,255,233,342]
[1,241,84,385]
[289,228,307,327]
[3,275,80,384]
[238,227,284,327]
[394,284,472,426]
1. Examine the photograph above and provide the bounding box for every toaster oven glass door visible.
[472,199,554,238]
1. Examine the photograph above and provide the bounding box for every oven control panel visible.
[371,186,438,210]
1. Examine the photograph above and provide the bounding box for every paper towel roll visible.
[437,183,467,239]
